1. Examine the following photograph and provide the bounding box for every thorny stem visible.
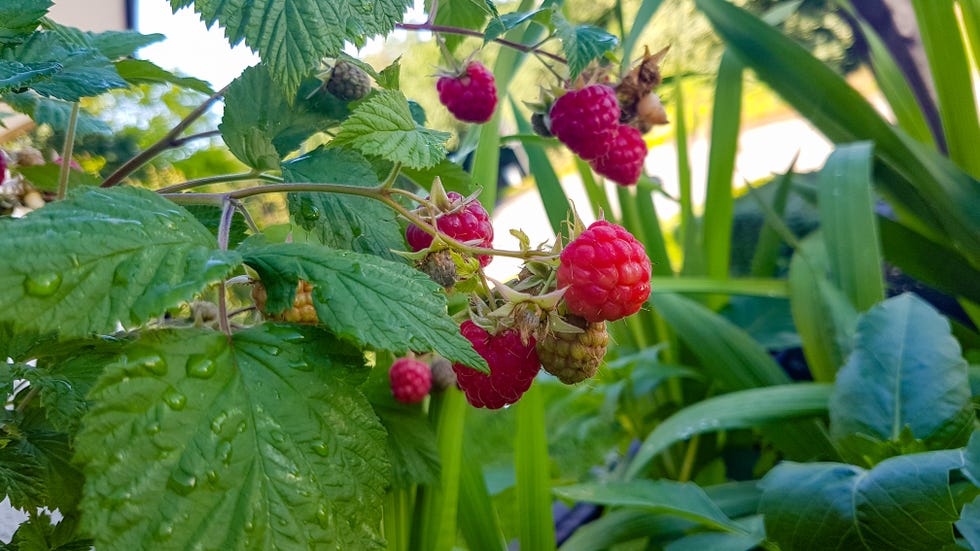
[101,84,231,188]
[163,182,555,261]
[216,197,236,336]
[56,102,80,200]
[395,22,568,66]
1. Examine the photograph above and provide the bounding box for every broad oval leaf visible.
[331,90,450,169]
[76,325,389,550]
[241,241,487,371]
[171,0,411,98]
[626,384,833,479]
[0,186,241,337]
[829,293,973,448]
[282,147,406,262]
[759,449,965,550]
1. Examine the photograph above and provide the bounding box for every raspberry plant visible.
[0,0,642,549]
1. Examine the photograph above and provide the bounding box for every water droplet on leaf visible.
[155,523,174,541]
[311,440,330,457]
[186,355,216,378]
[211,411,228,434]
[288,360,312,372]
[23,272,62,297]
[217,439,233,465]
[163,389,187,411]
[139,354,168,376]
[167,470,197,496]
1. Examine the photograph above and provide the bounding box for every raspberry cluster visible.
[252,279,319,324]
[452,321,540,409]
[548,84,649,186]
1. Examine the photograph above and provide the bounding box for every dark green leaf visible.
[76,326,389,550]
[551,12,618,79]
[760,450,964,550]
[113,59,214,95]
[957,495,980,550]
[171,0,411,98]
[8,511,93,551]
[400,159,475,196]
[0,442,46,510]
[282,147,405,262]
[1,32,126,100]
[17,164,101,192]
[1,92,110,136]
[434,0,493,52]
[665,530,764,551]
[0,0,51,45]
[42,22,164,60]
[880,218,980,306]
[332,90,450,169]
[0,60,61,93]
[627,384,833,479]
[830,294,973,449]
[241,241,487,371]
[483,8,547,44]
[220,64,328,170]
[17,429,84,513]
[0,186,241,337]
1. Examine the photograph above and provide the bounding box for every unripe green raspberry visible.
[537,315,608,384]
[326,60,372,101]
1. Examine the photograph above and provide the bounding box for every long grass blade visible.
[635,187,674,276]
[817,142,885,311]
[749,168,794,277]
[649,277,787,297]
[515,384,556,551]
[458,453,507,551]
[622,0,666,69]
[911,0,980,178]
[674,73,702,276]
[512,101,570,234]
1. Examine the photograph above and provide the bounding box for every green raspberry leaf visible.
[0,186,242,337]
[0,60,61,94]
[42,21,165,60]
[8,512,93,551]
[283,147,406,262]
[332,90,450,170]
[0,0,51,46]
[167,0,411,98]
[434,0,496,52]
[376,57,401,90]
[2,91,110,136]
[551,11,618,80]
[76,326,389,550]
[241,241,488,372]
[113,59,214,95]
[483,8,549,44]
[0,439,47,510]
[16,163,102,192]
[0,32,127,100]
[220,64,332,170]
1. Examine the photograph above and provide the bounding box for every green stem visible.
[396,22,567,65]
[677,433,701,482]
[101,83,230,188]
[216,198,236,336]
[155,171,273,194]
[163,183,555,261]
[56,102,80,200]
[380,162,403,191]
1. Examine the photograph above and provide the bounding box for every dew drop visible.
[270,431,286,444]
[23,272,62,297]
[163,389,187,411]
[261,345,281,356]
[316,505,330,528]
[311,440,330,457]
[186,355,216,379]
[269,327,305,343]
[68,254,80,268]
[217,439,233,465]
[145,422,161,435]
[288,360,312,372]
[167,470,197,496]
[139,354,168,376]
[155,523,174,541]
[211,411,228,434]
[206,469,220,484]
[244,520,255,533]
[300,202,320,221]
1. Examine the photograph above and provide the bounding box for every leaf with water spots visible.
[76,325,389,551]
[0,186,241,337]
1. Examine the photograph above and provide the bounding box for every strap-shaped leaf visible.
[168,0,410,98]
[241,241,488,371]
[76,326,389,550]
[0,186,241,337]
[331,90,450,169]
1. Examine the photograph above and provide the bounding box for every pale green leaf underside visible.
[0,186,241,337]
[0,60,61,93]
[76,326,389,551]
[170,0,411,97]
[241,241,487,371]
[332,90,450,169]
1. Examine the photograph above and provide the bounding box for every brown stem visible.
[101,84,231,188]
[396,22,567,65]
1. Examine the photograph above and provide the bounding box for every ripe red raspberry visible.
[589,124,647,186]
[405,192,494,267]
[437,61,497,124]
[557,221,652,322]
[452,321,540,409]
[549,84,620,160]
[389,357,432,404]
[537,315,608,384]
